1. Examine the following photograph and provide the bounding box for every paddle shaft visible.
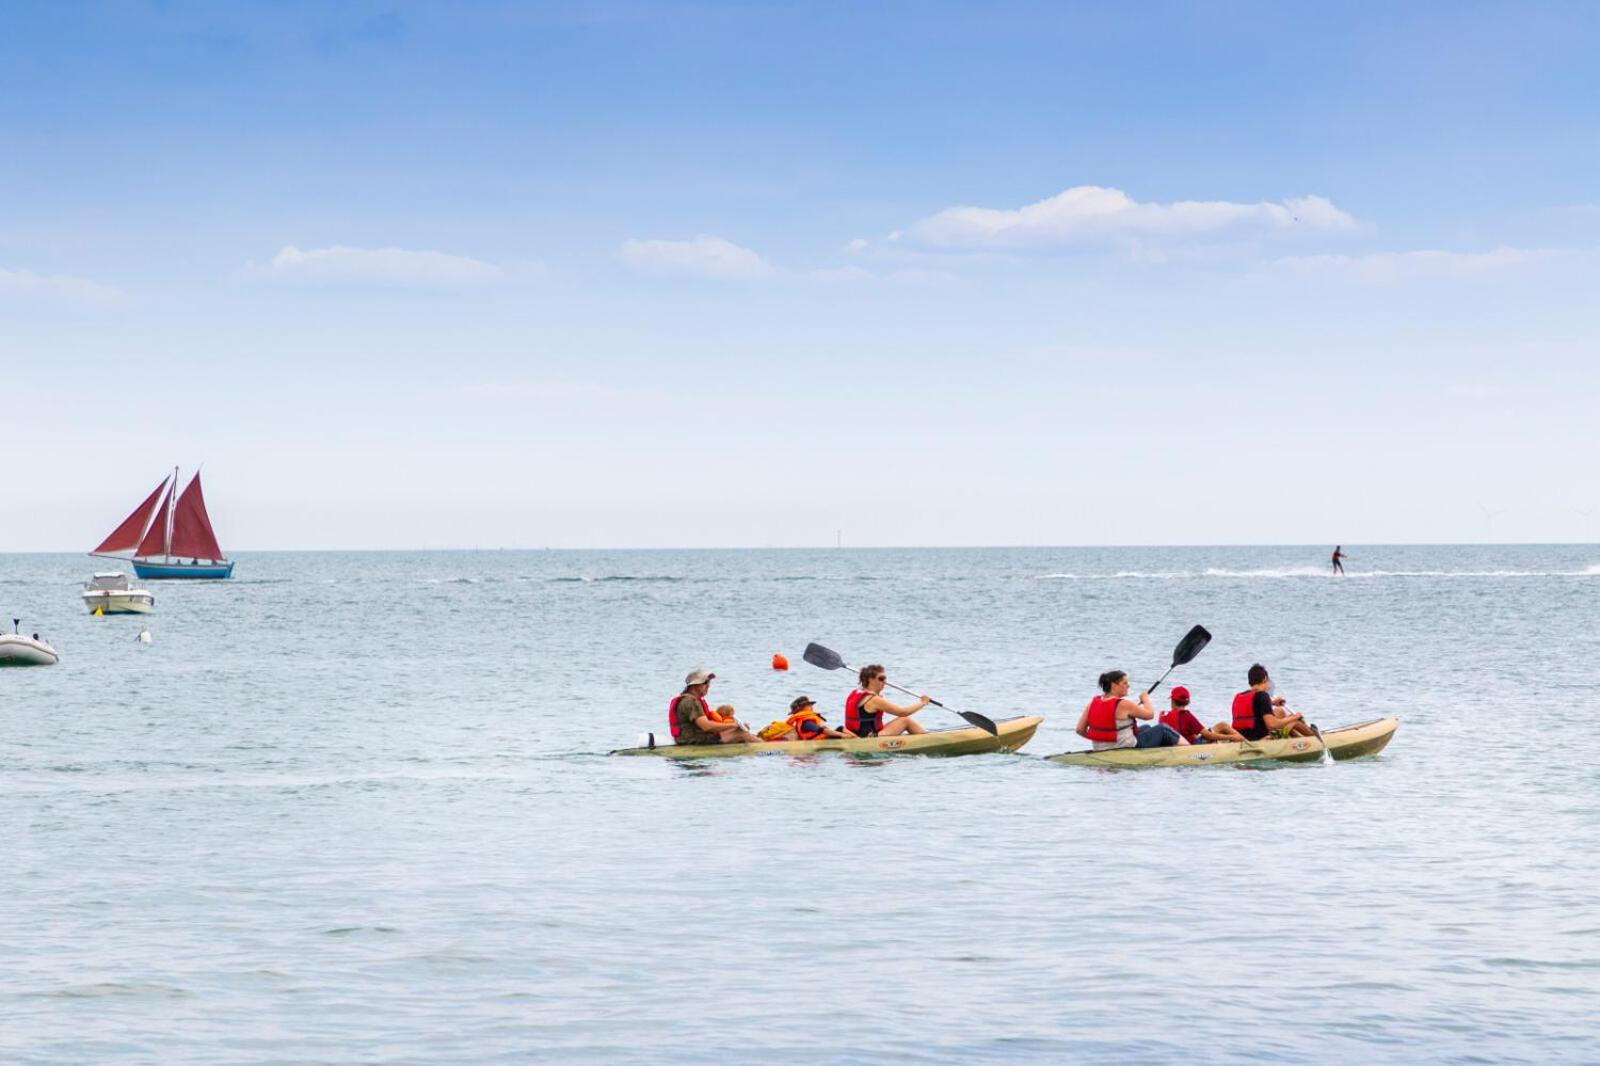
[801,643,997,735]
[1310,723,1333,763]
[881,679,996,733]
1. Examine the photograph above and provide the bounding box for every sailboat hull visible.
[133,560,235,580]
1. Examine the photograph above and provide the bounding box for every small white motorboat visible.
[0,622,59,666]
[81,571,155,615]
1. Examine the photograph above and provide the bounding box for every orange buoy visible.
[771,653,790,671]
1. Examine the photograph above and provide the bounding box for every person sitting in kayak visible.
[1076,670,1186,749]
[783,695,853,740]
[1158,686,1245,744]
[1231,664,1314,740]
[845,664,929,738]
[669,668,763,746]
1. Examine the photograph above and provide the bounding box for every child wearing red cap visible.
[1159,686,1245,744]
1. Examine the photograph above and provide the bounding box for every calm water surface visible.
[3,546,1598,1062]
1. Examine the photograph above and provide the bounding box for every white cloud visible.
[250,245,505,286]
[1276,246,1572,284]
[896,185,1356,249]
[617,235,772,279]
[0,265,128,308]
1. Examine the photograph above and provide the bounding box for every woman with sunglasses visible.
[844,664,930,738]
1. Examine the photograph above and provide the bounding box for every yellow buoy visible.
[93,606,103,617]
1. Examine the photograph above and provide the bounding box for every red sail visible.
[169,472,225,561]
[93,476,171,554]
[136,483,174,557]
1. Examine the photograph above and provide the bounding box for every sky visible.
[2,0,1598,550]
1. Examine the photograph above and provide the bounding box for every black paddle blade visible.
[960,710,1000,736]
[802,642,847,671]
[1171,625,1212,667]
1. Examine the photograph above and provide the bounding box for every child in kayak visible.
[1159,686,1245,744]
[781,696,853,741]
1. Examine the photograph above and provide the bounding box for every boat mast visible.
[166,465,178,561]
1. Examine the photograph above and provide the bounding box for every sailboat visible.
[91,468,236,579]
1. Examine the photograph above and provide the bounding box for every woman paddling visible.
[844,664,929,738]
[1075,669,1186,750]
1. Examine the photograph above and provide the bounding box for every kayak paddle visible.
[801,642,999,736]
[1310,723,1333,764]
[1145,625,1212,696]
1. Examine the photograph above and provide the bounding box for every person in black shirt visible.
[1233,664,1314,741]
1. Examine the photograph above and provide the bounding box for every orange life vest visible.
[1084,695,1124,743]
[786,709,828,739]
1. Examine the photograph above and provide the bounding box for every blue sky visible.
[3,1,1597,549]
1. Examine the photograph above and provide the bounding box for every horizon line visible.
[1,540,1595,556]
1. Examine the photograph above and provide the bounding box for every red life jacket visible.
[668,694,712,739]
[1161,707,1202,742]
[1084,695,1124,743]
[1231,690,1259,733]
[845,690,882,735]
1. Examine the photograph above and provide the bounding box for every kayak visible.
[1044,717,1399,768]
[612,715,1042,758]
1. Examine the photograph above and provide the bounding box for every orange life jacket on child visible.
[786,708,829,739]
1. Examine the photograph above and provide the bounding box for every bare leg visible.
[879,716,927,736]
[1209,723,1246,743]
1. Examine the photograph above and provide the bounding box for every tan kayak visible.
[612,715,1042,758]
[1044,717,1399,768]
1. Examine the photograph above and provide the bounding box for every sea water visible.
[2,546,1597,1062]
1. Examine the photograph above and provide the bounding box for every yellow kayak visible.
[612,715,1042,758]
[1044,717,1399,768]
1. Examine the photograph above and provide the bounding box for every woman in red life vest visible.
[1075,669,1186,750]
[1159,685,1245,744]
[668,668,763,746]
[844,664,929,738]
[784,695,852,740]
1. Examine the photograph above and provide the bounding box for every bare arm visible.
[1263,709,1303,730]
[1123,694,1155,722]
[867,693,929,719]
[1074,701,1093,738]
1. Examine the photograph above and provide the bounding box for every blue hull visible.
[133,559,235,580]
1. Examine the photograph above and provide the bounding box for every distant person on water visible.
[845,665,929,738]
[1159,686,1245,744]
[1231,664,1314,740]
[668,668,763,745]
[783,696,853,740]
[1331,546,1346,575]
[1076,670,1186,749]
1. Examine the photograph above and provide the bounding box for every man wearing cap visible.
[670,669,762,746]
[1159,686,1245,744]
